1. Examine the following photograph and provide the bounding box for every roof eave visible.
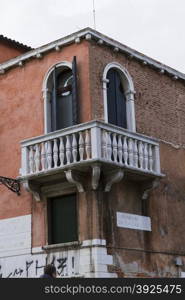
[0,27,184,81]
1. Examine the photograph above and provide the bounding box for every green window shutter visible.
[48,194,78,244]
[72,56,78,125]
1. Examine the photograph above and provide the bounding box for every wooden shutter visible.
[115,71,127,128]
[49,194,78,244]
[107,69,127,129]
[107,69,117,125]
[72,56,78,125]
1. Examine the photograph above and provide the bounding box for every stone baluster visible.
[107,132,112,161]
[148,144,153,171]
[133,140,138,168]
[59,137,65,166]
[102,130,107,159]
[29,146,34,173]
[85,130,91,159]
[46,140,52,169]
[113,133,118,162]
[118,135,123,164]
[153,145,161,173]
[53,139,58,168]
[79,132,84,161]
[138,141,144,169]
[143,143,148,170]
[66,135,71,164]
[123,136,128,165]
[41,142,47,170]
[35,144,40,172]
[72,133,77,163]
[128,138,134,166]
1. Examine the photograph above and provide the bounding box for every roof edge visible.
[0,27,184,81]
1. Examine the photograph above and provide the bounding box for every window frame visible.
[103,62,136,132]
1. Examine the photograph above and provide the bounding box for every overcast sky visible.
[0,0,184,73]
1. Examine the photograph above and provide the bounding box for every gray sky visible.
[0,0,185,73]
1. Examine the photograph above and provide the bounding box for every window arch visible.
[42,58,78,133]
[103,62,136,132]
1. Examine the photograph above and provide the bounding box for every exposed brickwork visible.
[87,40,185,277]
[89,41,185,145]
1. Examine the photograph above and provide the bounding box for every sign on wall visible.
[117,212,151,231]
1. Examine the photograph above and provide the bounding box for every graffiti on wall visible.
[0,254,77,278]
[0,215,79,278]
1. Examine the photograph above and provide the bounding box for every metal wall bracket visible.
[0,176,20,195]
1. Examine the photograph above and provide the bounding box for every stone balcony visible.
[19,120,163,200]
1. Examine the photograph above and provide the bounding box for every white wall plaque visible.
[117,212,151,231]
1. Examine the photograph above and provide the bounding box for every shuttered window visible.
[107,68,127,128]
[51,57,78,131]
[48,194,78,244]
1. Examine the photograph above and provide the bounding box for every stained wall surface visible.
[0,41,91,247]
[0,42,28,63]
[88,41,185,277]
[0,36,185,277]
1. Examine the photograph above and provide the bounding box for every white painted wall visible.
[0,215,31,258]
[0,215,117,278]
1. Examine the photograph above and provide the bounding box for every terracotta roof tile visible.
[0,34,33,51]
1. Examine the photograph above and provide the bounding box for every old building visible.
[0,28,185,278]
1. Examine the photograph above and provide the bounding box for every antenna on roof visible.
[93,0,96,30]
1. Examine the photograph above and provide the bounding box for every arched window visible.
[43,57,78,133]
[103,62,136,132]
[107,68,127,128]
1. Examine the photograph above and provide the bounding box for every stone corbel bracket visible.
[65,170,85,193]
[91,164,101,190]
[142,178,160,200]
[22,180,41,202]
[104,169,124,192]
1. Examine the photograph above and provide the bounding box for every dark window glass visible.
[51,69,73,131]
[48,194,78,244]
[107,69,127,128]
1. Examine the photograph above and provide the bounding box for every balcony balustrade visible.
[20,120,163,196]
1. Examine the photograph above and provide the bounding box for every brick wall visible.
[89,41,185,145]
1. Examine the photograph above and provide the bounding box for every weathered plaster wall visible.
[0,42,26,63]
[0,41,91,248]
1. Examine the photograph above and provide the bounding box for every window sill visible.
[42,241,81,251]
